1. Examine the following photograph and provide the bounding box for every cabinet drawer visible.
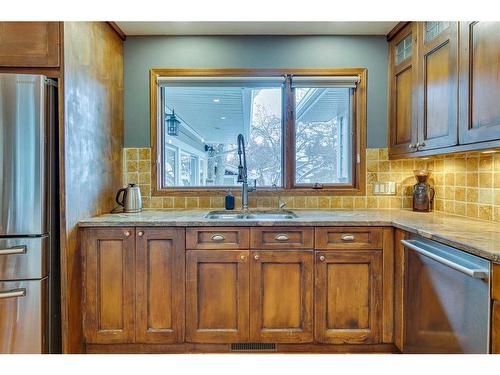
[0,278,47,353]
[315,227,383,250]
[250,227,314,249]
[186,227,249,250]
[0,237,48,280]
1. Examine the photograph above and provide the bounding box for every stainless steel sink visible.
[205,210,297,220]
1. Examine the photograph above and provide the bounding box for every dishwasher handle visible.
[401,239,489,279]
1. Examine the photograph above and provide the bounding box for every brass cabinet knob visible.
[319,255,326,262]
[138,231,144,237]
[240,254,247,262]
[124,231,131,237]
[254,254,260,260]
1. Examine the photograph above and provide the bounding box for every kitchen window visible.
[151,69,366,195]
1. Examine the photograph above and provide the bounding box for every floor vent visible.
[230,343,277,351]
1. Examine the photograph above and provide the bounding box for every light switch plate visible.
[372,181,397,195]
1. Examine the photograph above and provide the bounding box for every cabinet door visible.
[315,250,382,344]
[249,250,313,343]
[417,22,458,151]
[83,228,135,344]
[135,228,185,343]
[0,22,60,67]
[388,23,418,156]
[186,250,249,343]
[459,22,500,144]
[493,301,500,354]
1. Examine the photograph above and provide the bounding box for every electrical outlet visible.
[372,182,397,195]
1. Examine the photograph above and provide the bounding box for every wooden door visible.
[186,250,249,343]
[417,22,458,151]
[459,22,500,144]
[315,250,382,344]
[0,22,60,67]
[249,250,313,343]
[388,22,418,156]
[83,228,135,344]
[135,228,185,343]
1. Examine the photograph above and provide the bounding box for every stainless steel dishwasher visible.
[401,236,490,353]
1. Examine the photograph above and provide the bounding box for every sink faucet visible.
[237,134,256,211]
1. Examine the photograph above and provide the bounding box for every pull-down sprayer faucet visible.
[237,134,256,211]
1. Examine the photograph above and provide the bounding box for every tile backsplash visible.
[123,147,500,222]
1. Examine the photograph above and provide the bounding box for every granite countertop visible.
[79,209,500,262]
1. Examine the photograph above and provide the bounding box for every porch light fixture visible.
[166,109,181,136]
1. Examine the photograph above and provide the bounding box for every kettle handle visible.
[116,188,127,207]
[429,186,435,203]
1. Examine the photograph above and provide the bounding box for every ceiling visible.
[116,21,398,36]
[165,86,349,145]
[165,86,252,144]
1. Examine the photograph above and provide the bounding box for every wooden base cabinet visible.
[135,228,185,343]
[249,250,313,343]
[82,228,136,344]
[314,250,383,344]
[82,227,185,345]
[185,250,250,343]
[82,226,390,351]
[185,249,314,344]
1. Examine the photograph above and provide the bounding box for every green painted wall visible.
[124,35,388,148]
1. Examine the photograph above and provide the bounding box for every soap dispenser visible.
[225,189,235,210]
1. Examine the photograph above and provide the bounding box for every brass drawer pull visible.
[274,234,289,241]
[254,254,260,260]
[240,254,247,262]
[0,288,26,300]
[341,234,355,241]
[124,231,131,237]
[211,234,226,242]
[319,255,326,262]
[137,231,144,237]
[0,246,27,256]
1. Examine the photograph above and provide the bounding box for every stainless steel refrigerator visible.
[0,73,60,353]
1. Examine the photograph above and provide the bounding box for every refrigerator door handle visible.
[0,245,27,256]
[0,288,26,300]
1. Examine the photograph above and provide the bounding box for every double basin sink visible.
[205,210,297,220]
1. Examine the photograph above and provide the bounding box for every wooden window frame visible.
[150,68,366,197]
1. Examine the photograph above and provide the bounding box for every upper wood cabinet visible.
[0,22,60,67]
[388,23,418,156]
[83,227,136,344]
[249,250,313,343]
[458,22,500,145]
[135,228,185,344]
[416,22,458,151]
[388,21,500,158]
